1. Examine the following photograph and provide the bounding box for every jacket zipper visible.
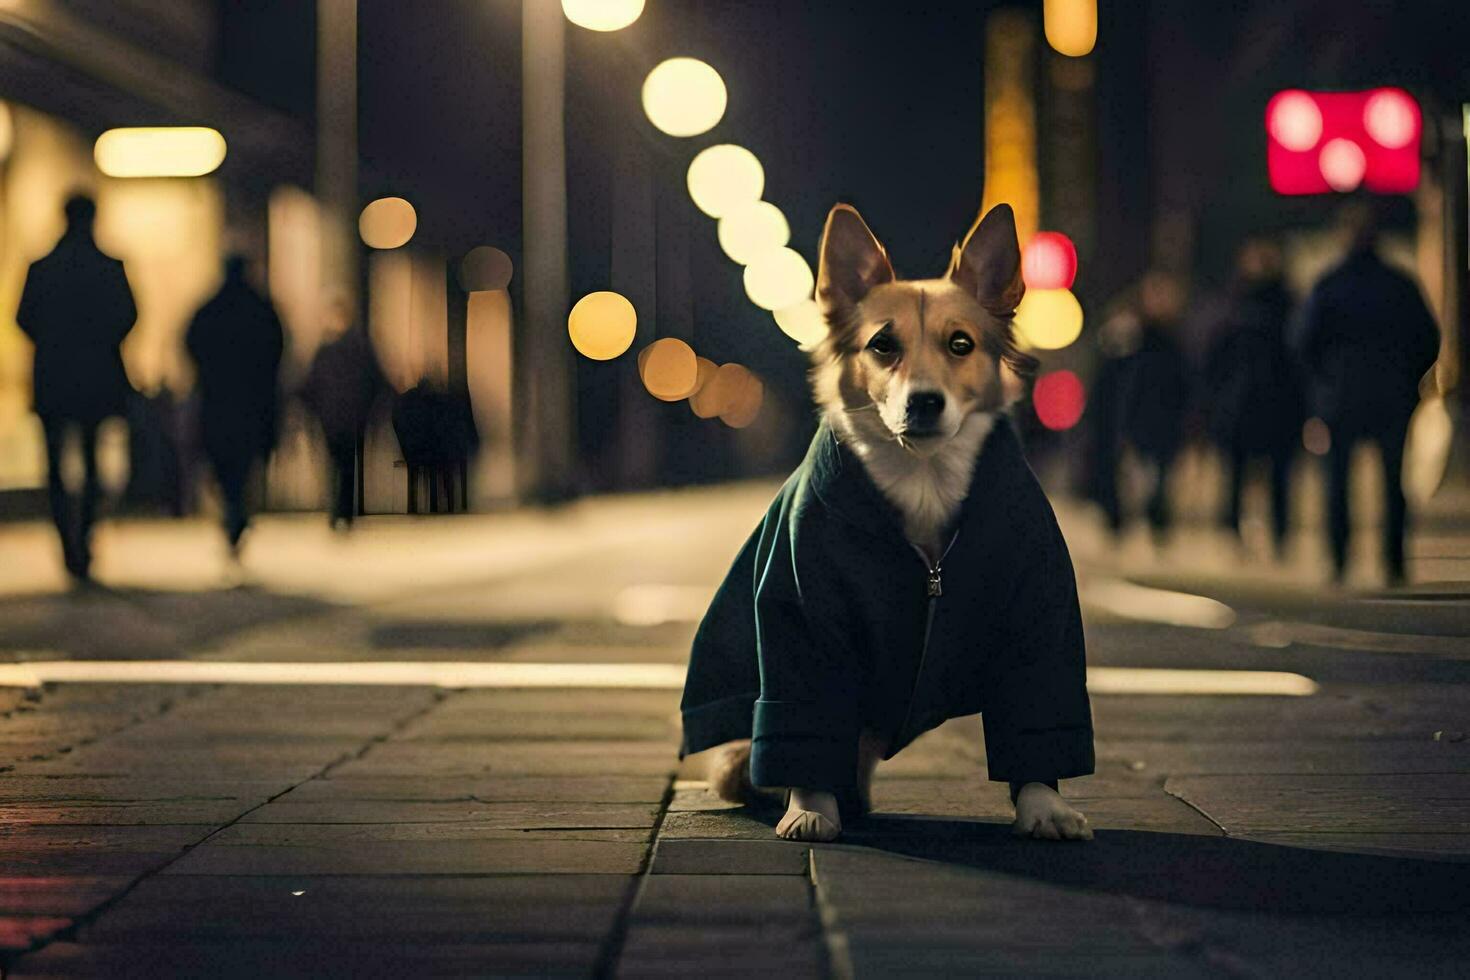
[893,532,959,744]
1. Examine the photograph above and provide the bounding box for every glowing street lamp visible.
[561,0,643,32]
[94,127,227,178]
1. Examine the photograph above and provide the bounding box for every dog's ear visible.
[948,203,1024,317]
[817,204,893,328]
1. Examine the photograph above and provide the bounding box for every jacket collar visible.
[804,415,1017,541]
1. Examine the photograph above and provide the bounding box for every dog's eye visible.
[948,332,975,356]
[866,331,898,357]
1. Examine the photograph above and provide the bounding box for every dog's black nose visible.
[905,391,946,430]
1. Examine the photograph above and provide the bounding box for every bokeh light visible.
[686,144,764,218]
[1319,138,1366,192]
[773,299,828,348]
[639,338,699,400]
[1267,90,1323,152]
[1033,370,1086,430]
[721,373,764,429]
[717,200,790,265]
[1013,287,1084,350]
[568,291,636,360]
[0,102,13,163]
[642,58,727,138]
[358,197,417,249]
[561,0,643,32]
[458,246,513,292]
[1363,88,1418,149]
[94,127,227,178]
[1021,232,1078,290]
[743,247,813,311]
[689,359,726,418]
[687,357,718,406]
[1042,0,1097,57]
[1302,417,1331,456]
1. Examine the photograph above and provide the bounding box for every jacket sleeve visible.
[748,514,863,793]
[16,263,42,341]
[981,513,1094,785]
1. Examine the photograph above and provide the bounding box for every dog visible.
[682,203,1095,843]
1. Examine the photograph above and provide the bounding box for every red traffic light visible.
[1266,88,1420,195]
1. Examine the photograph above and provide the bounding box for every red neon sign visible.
[1266,88,1420,195]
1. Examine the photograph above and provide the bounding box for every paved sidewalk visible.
[2,484,1470,976]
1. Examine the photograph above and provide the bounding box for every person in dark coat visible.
[1294,207,1440,585]
[301,296,385,528]
[16,194,137,581]
[185,255,285,554]
[1116,271,1192,537]
[1205,239,1304,554]
[681,416,1094,821]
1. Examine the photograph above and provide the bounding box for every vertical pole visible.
[316,0,358,306]
[519,0,575,499]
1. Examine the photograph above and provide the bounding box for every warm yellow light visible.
[686,144,763,218]
[721,372,764,429]
[94,127,226,178]
[1013,287,1083,350]
[1043,0,1097,57]
[688,358,724,418]
[0,102,13,163]
[773,299,829,348]
[358,197,417,249]
[458,246,514,292]
[562,0,644,32]
[568,291,636,360]
[642,58,727,137]
[640,338,699,400]
[717,201,790,265]
[743,247,813,311]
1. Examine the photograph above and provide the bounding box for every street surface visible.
[1,480,1469,977]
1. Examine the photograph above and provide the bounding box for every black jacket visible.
[681,417,1094,796]
[185,275,285,462]
[1294,250,1439,434]
[17,231,136,423]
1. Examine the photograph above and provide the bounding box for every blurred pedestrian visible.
[1117,271,1192,538]
[1204,239,1304,555]
[185,255,285,556]
[300,295,386,529]
[16,194,137,582]
[1294,206,1439,585]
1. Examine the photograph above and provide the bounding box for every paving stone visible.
[667,783,746,813]
[208,822,651,845]
[0,877,131,917]
[1097,738,1470,776]
[843,944,1208,979]
[395,711,676,741]
[80,874,629,941]
[631,874,812,925]
[617,923,827,977]
[278,773,672,804]
[333,740,678,777]
[241,799,660,828]
[163,839,648,875]
[1165,773,1470,835]
[0,776,285,804]
[1237,832,1470,860]
[651,839,810,875]
[658,810,777,840]
[8,939,604,978]
[0,800,252,826]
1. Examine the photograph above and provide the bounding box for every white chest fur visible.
[834,411,995,560]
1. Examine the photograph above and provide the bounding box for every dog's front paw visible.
[1011,782,1092,841]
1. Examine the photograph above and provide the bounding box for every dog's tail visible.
[707,739,781,805]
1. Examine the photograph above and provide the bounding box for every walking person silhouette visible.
[185,255,285,557]
[1294,206,1440,585]
[17,195,137,582]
